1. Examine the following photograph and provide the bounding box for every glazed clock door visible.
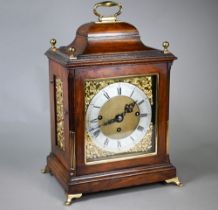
[84,74,158,165]
[74,64,169,175]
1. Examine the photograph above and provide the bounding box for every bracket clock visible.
[42,1,182,206]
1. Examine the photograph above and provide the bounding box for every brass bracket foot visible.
[41,165,52,175]
[165,176,183,187]
[64,193,82,206]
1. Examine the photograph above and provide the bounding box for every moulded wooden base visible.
[46,153,177,195]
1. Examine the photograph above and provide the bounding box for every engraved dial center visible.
[99,96,140,139]
[115,114,124,122]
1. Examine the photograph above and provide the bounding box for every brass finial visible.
[50,38,57,51]
[162,41,170,54]
[68,47,77,60]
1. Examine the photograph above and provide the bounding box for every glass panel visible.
[85,75,158,164]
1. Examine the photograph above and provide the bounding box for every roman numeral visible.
[117,86,122,95]
[104,138,109,147]
[103,91,110,100]
[137,125,144,132]
[117,141,122,148]
[90,118,98,123]
[137,100,145,106]
[130,89,135,97]
[93,105,101,109]
[88,127,95,132]
[140,113,148,118]
[130,136,135,142]
[93,129,100,138]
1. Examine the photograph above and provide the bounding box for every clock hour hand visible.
[101,101,137,127]
[123,101,137,114]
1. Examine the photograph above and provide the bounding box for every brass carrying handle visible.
[93,1,122,22]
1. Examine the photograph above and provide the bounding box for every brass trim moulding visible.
[166,120,170,155]
[70,131,76,169]
[45,49,177,68]
[65,193,82,206]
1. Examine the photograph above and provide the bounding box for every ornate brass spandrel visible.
[84,75,156,163]
[86,123,154,162]
[129,123,153,153]
[85,76,153,112]
[55,78,65,150]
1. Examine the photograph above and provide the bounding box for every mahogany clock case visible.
[45,20,177,195]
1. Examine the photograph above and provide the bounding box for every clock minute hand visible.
[102,118,117,126]
[100,112,125,127]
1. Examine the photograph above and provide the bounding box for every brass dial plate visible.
[84,75,158,164]
[99,96,140,139]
